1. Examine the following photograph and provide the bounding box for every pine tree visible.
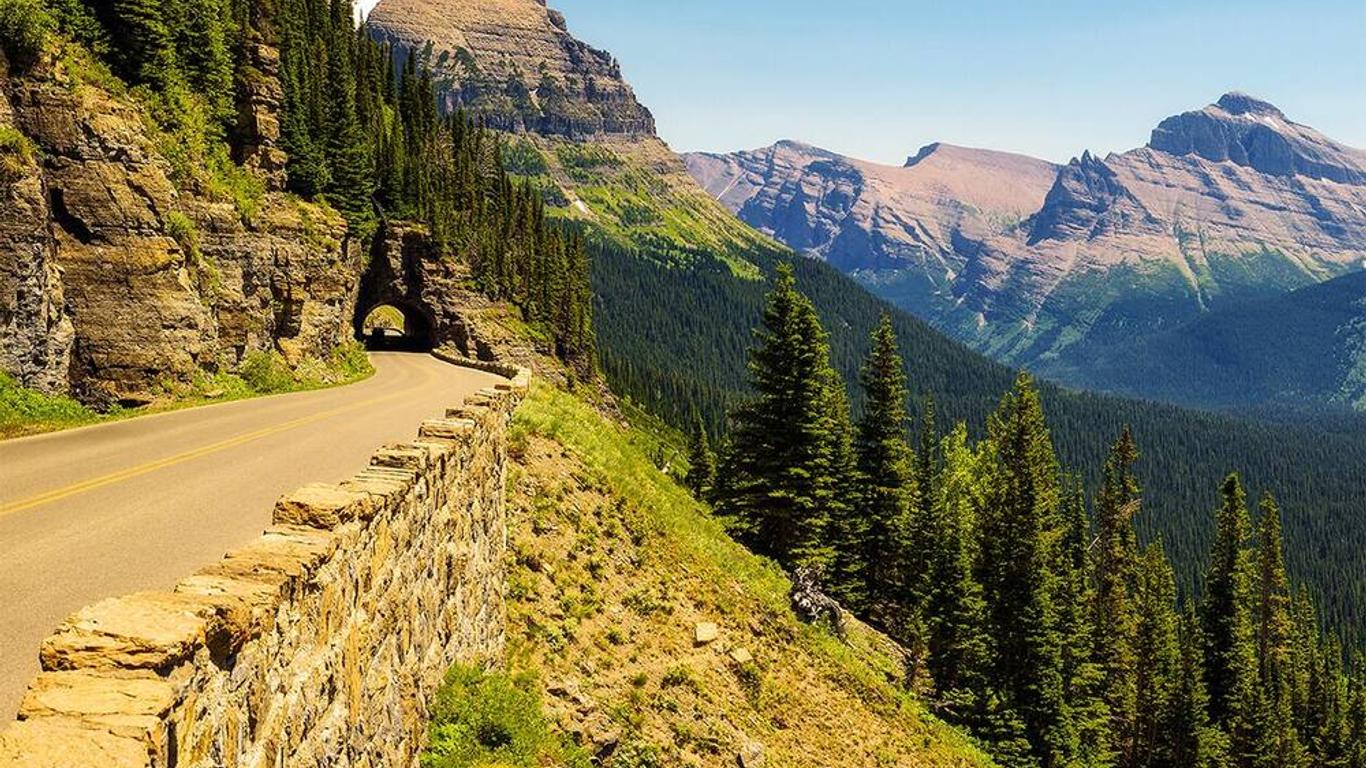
[171,0,235,127]
[715,264,849,572]
[109,0,175,87]
[851,313,916,626]
[926,424,992,720]
[1058,475,1114,767]
[977,374,1074,768]
[685,412,716,499]
[1253,492,1302,767]
[1174,606,1232,768]
[1201,474,1261,768]
[1094,427,1142,767]
[1132,542,1182,768]
[322,0,373,228]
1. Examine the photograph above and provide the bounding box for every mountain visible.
[361,0,1366,643]
[685,140,1058,273]
[1063,268,1366,412]
[686,95,1366,382]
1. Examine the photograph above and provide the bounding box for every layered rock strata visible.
[366,0,655,138]
[0,50,359,404]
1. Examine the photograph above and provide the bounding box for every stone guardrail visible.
[0,355,533,768]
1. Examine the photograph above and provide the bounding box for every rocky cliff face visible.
[366,0,655,138]
[0,50,360,405]
[688,95,1366,373]
[685,140,1058,273]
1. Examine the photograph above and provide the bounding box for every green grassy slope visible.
[455,381,997,767]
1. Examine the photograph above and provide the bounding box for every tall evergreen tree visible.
[1253,492,1302,767]
[107,0,175,87]
[978,374,1074,768]
[715,264,849,572]
[1058,476,1114,768]
[1132,542,1182,768]
[1094,428,1142,767]
[926,425,992,720]
[1174,606,1231,768]
[321,0,374,228]
[685,411,716,499]
[1201,474,1260,767]
[851,314,916,626]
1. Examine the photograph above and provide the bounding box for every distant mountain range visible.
[686,94,1366,410]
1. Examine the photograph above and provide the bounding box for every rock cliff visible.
[687,95,1366,374]
[685,140,1059,273]
[365,0,655,138]
[0,49,360,405]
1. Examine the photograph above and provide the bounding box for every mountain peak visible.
[1147,92,1365,183]
[904,142,944,167]
[1215,92,1285,119]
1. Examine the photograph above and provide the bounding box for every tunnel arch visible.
[354,300,435,351]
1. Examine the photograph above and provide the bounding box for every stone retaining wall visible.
[0,358,532,768]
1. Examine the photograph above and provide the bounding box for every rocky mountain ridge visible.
[366,0,655,138]
[685,140,1058,273]
[687,95,1366,379]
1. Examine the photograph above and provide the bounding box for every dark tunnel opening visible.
[356,302,435,352]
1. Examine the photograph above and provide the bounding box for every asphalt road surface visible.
[0,352,505,719]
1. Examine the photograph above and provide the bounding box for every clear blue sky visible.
[543,0,1366,164]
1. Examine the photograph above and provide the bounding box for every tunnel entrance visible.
[356,302,434,351]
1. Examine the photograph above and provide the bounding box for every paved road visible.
[0,352,504,719]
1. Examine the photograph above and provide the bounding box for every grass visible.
[0,343,375,440]
[0,372,104,438]
[420,664,589,768]
[528,136,773,280]
[484,382,997,767]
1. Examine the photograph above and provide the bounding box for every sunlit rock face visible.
[366,0,656,138]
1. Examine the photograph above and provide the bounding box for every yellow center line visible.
[0,385,417,519]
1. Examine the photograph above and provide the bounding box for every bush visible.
[164,210,200,257]
[0,124,37,182]
[328,341,373,381]
[609,741,663,768]
[420,665,588,768]
[237,350,295,394]
[0,0,53,69]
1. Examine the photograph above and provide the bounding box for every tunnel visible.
[355,301,435,352]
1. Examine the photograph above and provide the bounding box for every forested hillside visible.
[592,232,1366,647]
[1061,270,1366,413]
[700,269,1366,768]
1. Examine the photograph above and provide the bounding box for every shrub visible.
[0,124,37,182]
[328,341,373,381]
[164,211,200,257]
[0,0,54,69]
[609,741,662,768]
[420,665,588,768]
[237,350,295,394]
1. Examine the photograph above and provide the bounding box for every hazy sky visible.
[361,0,1366,164]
